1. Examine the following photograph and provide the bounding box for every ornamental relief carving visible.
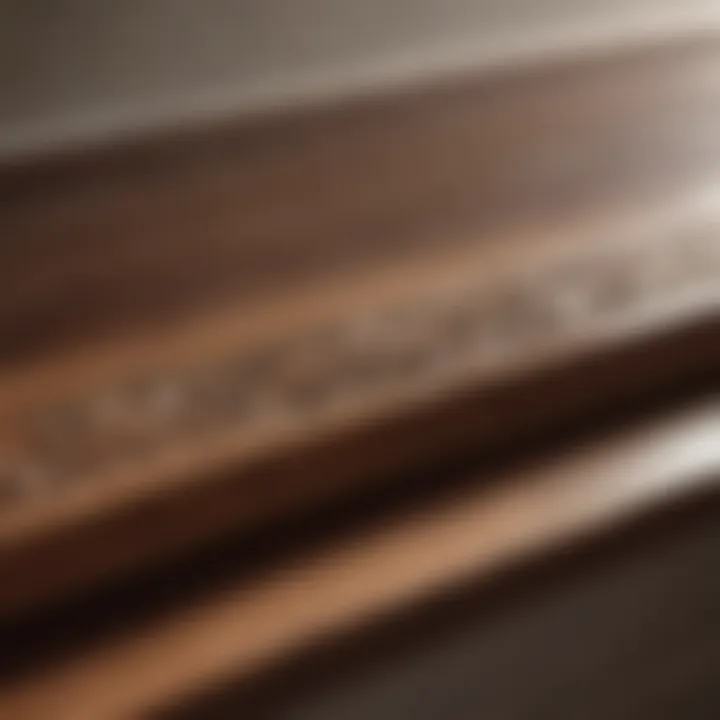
[1,229,718,506]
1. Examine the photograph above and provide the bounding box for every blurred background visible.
[0,3,718,718]
[2,0,720,159]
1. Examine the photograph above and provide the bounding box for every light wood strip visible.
[0,400,717,720]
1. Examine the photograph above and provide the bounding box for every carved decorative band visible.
[1,229,718,507]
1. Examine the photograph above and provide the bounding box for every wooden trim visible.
[1,33,719,717]
[2,36,720,366]
[0,400,717,719]
[1,37,720,618]
[0,190,717,617]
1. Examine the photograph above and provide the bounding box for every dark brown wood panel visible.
[2,37,720,366]
[0,399,716,720]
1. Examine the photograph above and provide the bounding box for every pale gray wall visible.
[1,0,719,158]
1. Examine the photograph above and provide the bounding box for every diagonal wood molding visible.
[0,399,717,720]
[0,36,718,621]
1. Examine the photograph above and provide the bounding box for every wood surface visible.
[0,35,719,619]
[0,191,717,618]
[0,399,716,719]
[2,36,720,367]
[0,32,718,720]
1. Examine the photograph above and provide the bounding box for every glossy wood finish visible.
[0,193,717,619]
[1,35,719,621]
[2,37,720,367]
[0,33,719,720]
[0,400,716,719]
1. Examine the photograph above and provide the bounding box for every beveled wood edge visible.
[3,34,720,371]
[0,185,718,619]
[2,185,718,517]
[0,399,717,720]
